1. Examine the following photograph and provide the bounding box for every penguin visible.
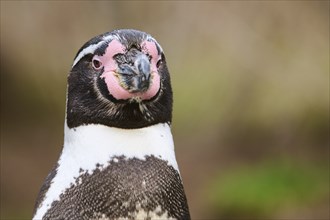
[32,29,190,220]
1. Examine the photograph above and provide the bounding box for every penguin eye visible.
[92,57,102,70]
[156,59,162,68]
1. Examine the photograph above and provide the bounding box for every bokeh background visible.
[1,1,329,219]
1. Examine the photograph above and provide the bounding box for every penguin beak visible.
[116,53,151,93]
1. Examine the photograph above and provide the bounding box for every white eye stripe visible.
[72,42,104,68]
[72,35,116,68]
[72,34,162,68]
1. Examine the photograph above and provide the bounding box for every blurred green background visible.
[1,1,329,219]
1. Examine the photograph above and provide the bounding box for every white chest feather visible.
[33,123,179,220]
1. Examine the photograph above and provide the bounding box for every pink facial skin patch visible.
[101,71,160,100]
[141,40,160,73]
[98,39,161,101]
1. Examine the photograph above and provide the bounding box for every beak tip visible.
[136,55,151,78]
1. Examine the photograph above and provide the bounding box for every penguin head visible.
[66,29,172,129]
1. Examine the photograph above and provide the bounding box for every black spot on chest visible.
[43,156,190,220]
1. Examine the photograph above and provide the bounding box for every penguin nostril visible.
[138,76,149,91]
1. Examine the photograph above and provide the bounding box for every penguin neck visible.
[63,121,179,171]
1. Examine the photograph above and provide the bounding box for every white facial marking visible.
[72,33,162,69]
[72,34,116,67]
[33,123,179,220]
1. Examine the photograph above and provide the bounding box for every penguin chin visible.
[100,70,161,102]
[128,96,143,103]
[97,75,162,105]
[125,87,162,106]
